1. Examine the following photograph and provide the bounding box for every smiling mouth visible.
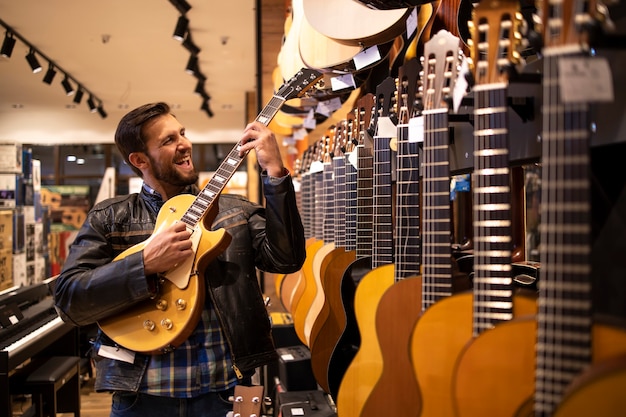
[175,156,191,166]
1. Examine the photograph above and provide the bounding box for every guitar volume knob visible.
[156,299,168,311]
[143,320,156,331]
[175,298,187,310]
[161,318,173,330]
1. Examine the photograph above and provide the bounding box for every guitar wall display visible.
[272,0,626,413]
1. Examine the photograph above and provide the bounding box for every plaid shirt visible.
[138,297,237,398]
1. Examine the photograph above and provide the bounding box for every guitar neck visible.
[372,135,394,268]
[333,156,348,248]
[394,123,421,281]
[421,108,453,310]
[535,50,592,417]
[356,145,374,260]
[322,161,335,243]
[344,153,358,252]
[472,83,514,336]
[181,95,286,228]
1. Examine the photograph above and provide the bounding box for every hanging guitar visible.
[98,68,323,354]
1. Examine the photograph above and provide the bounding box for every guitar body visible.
[410,291,537,417]
[361,275,423,417]
[302,0,411,47]
[452,318,626,417]
[309,248,356,393]
[98,193,232,354]
[278,270,302,313]
[302,242,337,345]
[292,238,324,344]
[555,353,626,416]
[326,255,372,398]
[336,264,394,417]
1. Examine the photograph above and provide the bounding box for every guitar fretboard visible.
[344,153,358,252]
[180,95,286,229]
[322,161,335,244]
[356,145,373,260]
[472,84,514,336]
[395,123,421,281]
[372,135,394,268]
[333,155,347,248]
[535,50,592,417]
[421,108,453,311]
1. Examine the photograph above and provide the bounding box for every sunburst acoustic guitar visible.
[98,68,322,354]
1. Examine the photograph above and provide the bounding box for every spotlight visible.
[182,32,200,55]
[172,15,189,41]
[1,31,16,58]
[61,75,75,96]
[185,54,198,75]
[26,49,42,73]
[194,80,205,95]
[97,104,107,119]
[87,95,97,112]
[73,88,84,104]
[42,64,57,84]
[169,0,192,14]
[201,100,214,118]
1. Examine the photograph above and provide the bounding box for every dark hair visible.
[114,102,171,177]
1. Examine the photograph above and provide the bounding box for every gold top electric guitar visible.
[98,68,322,354]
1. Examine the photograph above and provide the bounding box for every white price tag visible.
[98,345,136,364]
[558,56,614,103]
[331,73,356,91]
[409,116,424,143]
[290,407,305,416]
[303,109,316,130]
[353,46,381,71]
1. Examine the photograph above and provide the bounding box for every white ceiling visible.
[0,0,259,144]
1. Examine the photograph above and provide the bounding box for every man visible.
[54,102,306,417]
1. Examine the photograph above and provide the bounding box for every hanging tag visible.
[453,56,470,113]
[558,56,613,103]
[353,46,381,71]
[406,7,418,39]
[303,109,316,130]
[98,345,136,364]
[409,116,424,143]
[331,73,356,91]
[376,116,397,138]
[316,96,343,116]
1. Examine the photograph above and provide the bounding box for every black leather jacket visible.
[54,173,305,392]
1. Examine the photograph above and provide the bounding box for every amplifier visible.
[277,390,336,417]
[276,345,317,391]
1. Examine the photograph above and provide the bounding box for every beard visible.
[148,154,199,187]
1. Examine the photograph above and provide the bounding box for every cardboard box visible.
[0,248,13,291]
[12,251,27,287]
[0,143,23,174]
[0,209,13,251]
[0,173,23,208]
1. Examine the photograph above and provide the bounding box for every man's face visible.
[142,113,199,187]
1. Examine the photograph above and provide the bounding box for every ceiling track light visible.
[73,88,84,104]
[172,15,189,41]
[1,18,106,118]
[87,95,97,112]
[185,54,198,75]
[97,104,107,119]
[1,31,15,58]
[201,100,214,118]
[169,0,192,14]
[182,32,200,55]
[42,64,56,84]
[26,48,42,73]
[61,75,75,96]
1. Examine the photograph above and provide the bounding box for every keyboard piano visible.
[0,278,78,417]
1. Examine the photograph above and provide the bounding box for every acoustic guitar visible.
[360,57,424,417]
[451,0,626,414]
[406,29,472,417]
[335,78,397,416]
[98,68,323,354]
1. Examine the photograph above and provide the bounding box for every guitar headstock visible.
[397,57,421,123]
[356,93,376,146]
[231,385,264,417]
[372,76,398,133]
[421,30,463,111]
[276,68,323,101]
[468,0,525,85]
[537,0,598,48]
